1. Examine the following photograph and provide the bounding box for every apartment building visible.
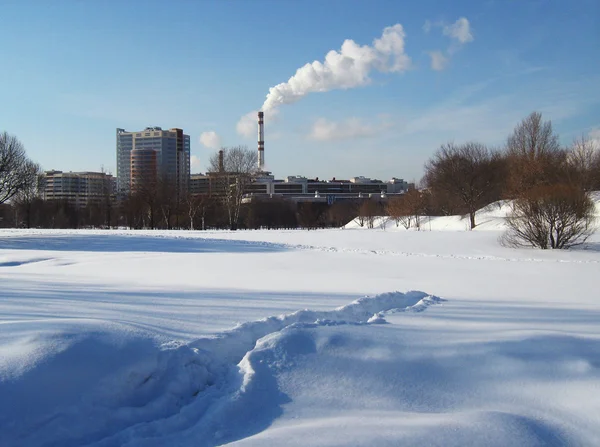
[116,127,190,194]
[42,171,115,207]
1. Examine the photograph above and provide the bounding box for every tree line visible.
[1,112,598,248]
[380,112,599,248]
[0,140,358,230]
[0,188,359,231]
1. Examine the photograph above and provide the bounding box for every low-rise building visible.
[42,171,115,207]
[190,172,409,204]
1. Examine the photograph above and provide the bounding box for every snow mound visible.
[0,291,442,447]
[345,192,600,231]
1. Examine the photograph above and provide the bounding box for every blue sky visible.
[1,0,598,182]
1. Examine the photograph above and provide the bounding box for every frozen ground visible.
[1,215,599,445]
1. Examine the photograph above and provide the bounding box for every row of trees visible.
[0,192,362,231]
[2,112,598,248]
[0,137,359,230]
[383,112,598,248]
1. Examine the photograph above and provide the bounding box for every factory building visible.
[41,171,115,207]
[116,127,190,194]
[242,175,409,203]
[190,172,409,202]
[188,112,410,202]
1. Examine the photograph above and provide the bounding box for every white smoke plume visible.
[236,109,279,138]
[236,24,410,137]
[190,155,202,173]
[589,128,600,150]
[199,131,222,149]
[236,112,257,139]
[262,24,410,112]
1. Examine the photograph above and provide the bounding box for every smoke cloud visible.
[236,24,410,136]
[190,155,202,173]
[236,109,279,138]
[261,24,410,113]
[199,131,222,149]
[589,128,600,149]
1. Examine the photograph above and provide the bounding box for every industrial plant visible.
[190,112,411,205]
[38,112,409,209]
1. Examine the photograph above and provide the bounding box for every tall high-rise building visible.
[116,127,190,194]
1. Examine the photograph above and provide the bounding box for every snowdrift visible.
[2,226,600,446]
[345,191,600,231]
[0,291,441,447]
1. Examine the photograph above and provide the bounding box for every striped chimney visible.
[258,111,265,170]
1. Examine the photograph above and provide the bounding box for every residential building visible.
[116,127,190,194]
[41,171,115,207]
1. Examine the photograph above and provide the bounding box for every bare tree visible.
[424,142,505,229]
[359,200,379,229]
[13,163,43,228]
[567,135,600,191]
[297,202,327,229]
[208,146,258,230]
[327,202,356,228]
[386,196,405,228]
[157,175,179,229]
[133,171,159,229]
[505,112,565,194]
[186,193,211,230]
[355,203,366,227]
[504,184,596,249]
[0,132,40,204]
[387,189,426,230]
[99,167,115,228]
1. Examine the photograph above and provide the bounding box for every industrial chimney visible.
[218,149,224,172]
[258,111,265,170]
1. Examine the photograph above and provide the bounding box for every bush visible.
[504,184,596,249]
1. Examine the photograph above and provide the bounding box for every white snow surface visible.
[1,216,600,446]
[345,192,600,232]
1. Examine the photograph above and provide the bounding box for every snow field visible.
[1,217,600,446]
[0,289,439,447]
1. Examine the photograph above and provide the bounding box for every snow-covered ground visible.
[1,216,599,445]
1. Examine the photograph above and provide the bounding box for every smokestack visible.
[258,111,265,170]
[218,149,224,172]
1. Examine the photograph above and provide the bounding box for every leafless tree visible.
[186,193,210,230]
[13,163,43,228]
[505,112,565,194]
[386,197,405,228]
[355,206,366,227]
[0,132,40,204]
[132,171,159,229]
[99,167,115,228]
[297,202,325,229]
[424,142,505,229]
[567,135,600,191]
[359,200,379,229]
[327,202,356,228]
[387,189,426,230]
[157,175,179,229]
[503,184,596,249]
[208,146,258,230]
